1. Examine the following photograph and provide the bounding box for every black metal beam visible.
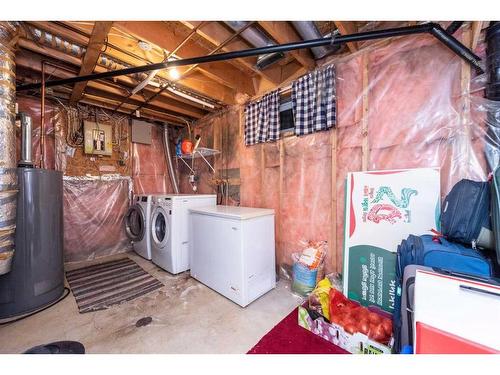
[16,22,483,92]
[445,21,465,35]
[430,24,483,73]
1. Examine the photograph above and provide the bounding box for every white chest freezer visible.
[189,205,276,307]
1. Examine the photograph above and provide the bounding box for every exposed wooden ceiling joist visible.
[18,33,231,108]
[80,96,188,125]
[69,21,113,104]
[20,77,188,125]
[113,21,256,97]
[333,21,359,53]
[17,67,198,126]
[16,49,207,119]
[181,21,307,94]
[24,21,233,106]
[181,21,280,87]
[257,21,316,70]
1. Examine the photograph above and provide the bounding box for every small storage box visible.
[298,305,393,354]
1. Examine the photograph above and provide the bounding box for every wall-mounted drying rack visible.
[176,147,220,174]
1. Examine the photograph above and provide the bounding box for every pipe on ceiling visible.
[291,21,336,59]
[224,21,285,69]
[17,23,484,92]
[445,21,465,35]
[31,27,86,58]
[0,22,19,275]
[22,27,218,108]
[429,24,483,73]
[30,26,161,85]
[225,21,273,49]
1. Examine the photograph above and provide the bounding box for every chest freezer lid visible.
[190,205,275,220]
[153,194,217,199]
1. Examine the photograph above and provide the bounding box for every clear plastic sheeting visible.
[16,95,61,170]
[192,28,500,277]
[133,124,173,194]
[63,176,132,263]
[332,31,495,272]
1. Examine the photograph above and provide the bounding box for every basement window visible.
[279,96,294,133]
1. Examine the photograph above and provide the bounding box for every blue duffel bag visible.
[441,179,493,250]
[392,234,494,353]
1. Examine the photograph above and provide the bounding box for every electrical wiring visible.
[65,107,83,148]
[45,96,82,148]
[166,113,192,139]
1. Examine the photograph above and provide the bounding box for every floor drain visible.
[135,316,153,327]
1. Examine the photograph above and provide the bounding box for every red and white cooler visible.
[413,269,500,354]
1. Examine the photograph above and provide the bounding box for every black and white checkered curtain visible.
[292,64,336,136]
[244,90,280,146]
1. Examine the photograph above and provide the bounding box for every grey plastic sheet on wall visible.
[63,175,132,263]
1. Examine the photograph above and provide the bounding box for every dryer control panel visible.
[155,197,172,209]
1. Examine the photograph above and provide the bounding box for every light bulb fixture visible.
[138,40,152,52]
[166,87,215,109]
[169,68,181,80]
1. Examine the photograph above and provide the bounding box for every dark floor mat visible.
[66,257,163,314]
[24,341,85,354]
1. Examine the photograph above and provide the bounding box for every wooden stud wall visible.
[361,52,370,171]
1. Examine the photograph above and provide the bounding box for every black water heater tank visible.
[0,168,64,319]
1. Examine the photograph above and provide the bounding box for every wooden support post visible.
[361,53,370,171]
[213,116,222,170]
[471,21,484,51]
[260,143,266,207]
[459,26,472,180]
[278,139,285,273]
[330,128,338,272]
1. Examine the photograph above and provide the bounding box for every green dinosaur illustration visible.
[371,187,417,208]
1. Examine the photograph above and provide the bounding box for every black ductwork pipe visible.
[486,22,500,100]
[485,21,500,172]
[430,24,483,73]
[16,22,483,92]
[446,21,464,35]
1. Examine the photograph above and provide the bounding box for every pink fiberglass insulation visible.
[239,142,263,207]
[133,124,173,195]
[365,33,488,194]
[63,178,131,262]
[331,31,494,274]
[280,131,333,271]
[16,96,58,170]
[26,26,500,275]
[186,29,500,276]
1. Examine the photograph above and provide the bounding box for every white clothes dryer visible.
[150,194,216,274]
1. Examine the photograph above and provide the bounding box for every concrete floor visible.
[0,252,301,354]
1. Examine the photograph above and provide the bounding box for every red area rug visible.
[247,307,349,354]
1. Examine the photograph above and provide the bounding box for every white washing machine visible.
[150,194,216,274]
[125,194,154,260]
